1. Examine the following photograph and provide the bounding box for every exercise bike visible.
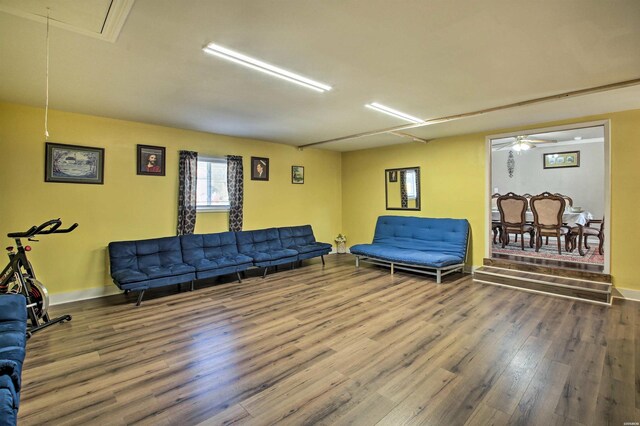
[0,219,78,337]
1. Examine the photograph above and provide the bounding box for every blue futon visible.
[350,216,469,283]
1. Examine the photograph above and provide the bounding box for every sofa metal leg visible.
[124,289,130,295]
[321,255,325,266]
[136,290,145,307]
[436,269,442,284]
[355,256,359,268]
[236,272,242,283]
[390,263,394,275]
[190,280,194,291]
[262,267,268,278]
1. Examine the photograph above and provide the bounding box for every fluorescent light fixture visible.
[365,102,424,124]
[203,43,332,93]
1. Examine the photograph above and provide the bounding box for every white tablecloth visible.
[491,210,593,227]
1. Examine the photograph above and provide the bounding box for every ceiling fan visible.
[493,135,557,152]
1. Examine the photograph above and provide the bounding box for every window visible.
[405,170,417,200]
[196,157,229,211]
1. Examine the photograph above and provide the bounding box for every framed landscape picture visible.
[251,157,269,181]
[543,151,580,169]
[292,166,304,184]
[137,144,166,176]
[45,142,104,184]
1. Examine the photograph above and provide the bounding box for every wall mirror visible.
[385,167,421,210]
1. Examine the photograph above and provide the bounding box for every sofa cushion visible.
[236,228,284,253]
[181,233,241,263]
[243,249,298,262]
[0,294,26,420]
[279,225,332,258]
[109,236,195,284]
[279,225,317,247]
[350,243,463,268]
[289,242,332,254]
[0,375,18,422]
[187,254,253,271]
[110,236,184,272]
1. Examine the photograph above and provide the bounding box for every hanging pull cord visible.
[44,8,50,140]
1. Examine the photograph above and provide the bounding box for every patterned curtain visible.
[400,170,408,208]
[227,155,244,231]
[177,151,198,235]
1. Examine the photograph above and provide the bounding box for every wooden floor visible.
[19,255,639,425]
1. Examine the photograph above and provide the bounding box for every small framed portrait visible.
[137,145,166,176]
[292,166,304,184]
[389,170,398,182]
[45,142,105,184]
[251,157,269,181]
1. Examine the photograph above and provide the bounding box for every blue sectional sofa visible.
[236,228,299,277]
[0,294,27,426]
[108,225,331,305]
[350,216,469,283]
[278,225,333,263]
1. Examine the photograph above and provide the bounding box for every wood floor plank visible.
[15,254,639,425]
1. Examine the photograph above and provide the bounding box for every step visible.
[473,266,611,305]
[483,257,611,283]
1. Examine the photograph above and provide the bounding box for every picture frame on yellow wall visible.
[292,166,304,184]
[137,144,166,176]
[45,142,105,184]
[251,157,269,181]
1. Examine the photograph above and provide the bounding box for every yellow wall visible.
[342,109,640,291]
[343,134,485,268]
[3,101,640,295]
[0,102,342,294]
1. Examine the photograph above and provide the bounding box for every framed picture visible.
[251,157,269,181]
[137,144,166,176]
[543,151,580,169]
[388,170,398,182]
[292,166,304,184]
[45,142,104,184]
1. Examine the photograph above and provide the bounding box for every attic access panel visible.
[0,0,134,42]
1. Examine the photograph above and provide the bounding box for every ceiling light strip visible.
[203,43,332,93]
[365,103,424,124]
[298,77,640,148]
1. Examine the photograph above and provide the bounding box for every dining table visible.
[491,209,593,227]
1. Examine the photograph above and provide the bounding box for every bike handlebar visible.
[7,219,79,238]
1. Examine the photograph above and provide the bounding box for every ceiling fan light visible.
[521,143,531,151]
[513,144,522,152]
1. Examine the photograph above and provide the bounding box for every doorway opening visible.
[486,121,610,274]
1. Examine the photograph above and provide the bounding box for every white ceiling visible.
[1,0,639,152]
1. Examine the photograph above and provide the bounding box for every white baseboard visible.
[614,287,640,302]
[50,286,121,306]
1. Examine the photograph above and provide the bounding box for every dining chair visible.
[522,193,533,211]
[530,192,570,255]
[491,193,502,244]
[497,192,534,250]
[569,217,605,256]
[553,193,573,209]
